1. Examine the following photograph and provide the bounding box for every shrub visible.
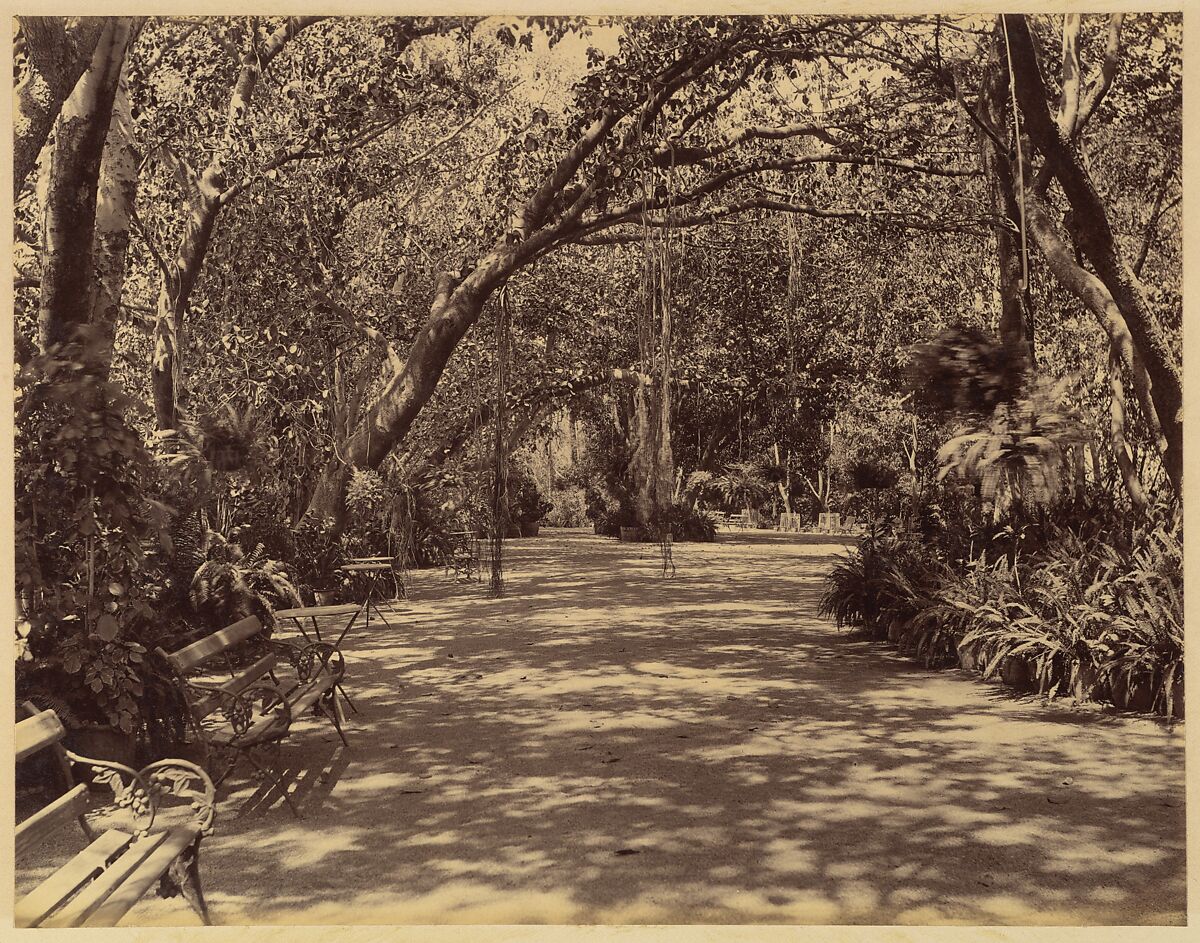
[544,486,589,527]
[15,333,187,754]
[907,325,1024,416]
[649,502,716,542]
[825,489,1185,716]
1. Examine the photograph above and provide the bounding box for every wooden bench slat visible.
[289,675,338,716]
[167,615,263,673]
[82,826,201,928]
[15,829,133,928]
[42,831,172,928]
[16,710,67,761]
[192,653,278,719]
[16,783,89,857]
[208,710,290,747]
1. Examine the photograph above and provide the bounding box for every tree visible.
[1001,14,1182,496]
[302,16,985,528]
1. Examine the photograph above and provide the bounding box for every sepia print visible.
[11,10,1186,929]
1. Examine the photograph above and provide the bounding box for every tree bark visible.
[37,18,136,355]
[304,270,496,528]
[976,27,1033,370]
[1025,195,1167,464]
[1004,14,1182,495]
[1107,344,1148,513]
[13,17,105,199]
[90,63,139,373]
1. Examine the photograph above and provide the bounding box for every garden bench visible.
[158,615,348,818]
[15,705,217,927]
[704,510,730,529]
[444,530,480,582]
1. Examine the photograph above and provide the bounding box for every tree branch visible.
[1056,14,1083,137]
[1073,14,1124,136]
[1133,169,1180,277]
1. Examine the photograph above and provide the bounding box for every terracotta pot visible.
[66,725,137,787]
[1170,674,1185,719]
[957,638,982,672]
[313,589,338,605]
[1111,673,1156,713]
[999,655,1033,691]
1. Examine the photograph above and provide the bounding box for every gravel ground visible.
[15,528,1187,926]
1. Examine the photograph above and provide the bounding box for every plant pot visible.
[65,725,137,787]
[619,526,642,543]
[1111,673,1156,713]
[1169,674,1185,719]
[313,589,338,605]
[999,655,1034,691]
[957,638,983,672]
[519,522,540,538]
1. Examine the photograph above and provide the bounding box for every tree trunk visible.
[304,270,494,528]
[1107,344,1148,513]
[37,18,135,356]
[1004,14,1182,495]
[1024,195,1167,466]
[151,176,222,428]
[977,28,1033,370]
[13,16,105,199]
[90,64,139,373]
[150,17,323,429]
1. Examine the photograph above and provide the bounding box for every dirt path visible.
[21,529,1186,925]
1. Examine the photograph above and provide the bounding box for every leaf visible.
[96,614,120,641]
[108,582,124,596]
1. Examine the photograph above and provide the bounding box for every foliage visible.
[508,468,554,524]
[188,538,302,632]
[290,517,348,594]
[346,467,390,517]
[649,503,717,543]
[907,326,1025,416]
[200,403,259,472]
[543,485,588,527]
[821,488,1184,716]
[937,377,1089,515]
[14,334,187,748]
[711,460,771,512]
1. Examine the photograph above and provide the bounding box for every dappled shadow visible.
[21,529,1184,926]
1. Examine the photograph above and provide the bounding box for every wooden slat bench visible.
[15,706,217,927]
[158,615,348,818]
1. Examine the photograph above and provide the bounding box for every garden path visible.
[19,529,1187,925]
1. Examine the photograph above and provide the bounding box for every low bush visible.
[544,486,589,527]
[650,503,716,542]
[820,492,1184,717]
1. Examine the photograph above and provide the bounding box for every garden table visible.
[338,561,396,639]
[272,604,362,714]
[273,604,361,647]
